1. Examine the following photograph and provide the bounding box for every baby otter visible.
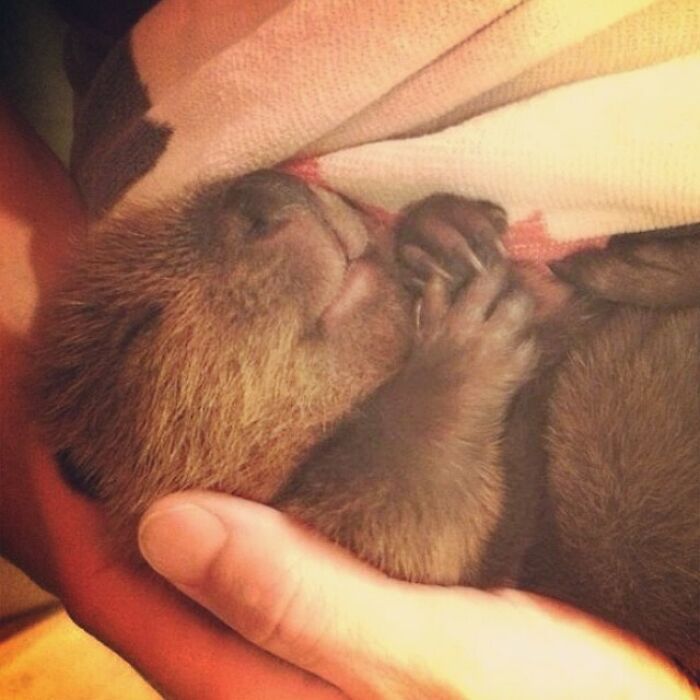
[31,170,700,671]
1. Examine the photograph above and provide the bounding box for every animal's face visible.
[32,171,413,529]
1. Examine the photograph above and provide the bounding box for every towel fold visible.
[72,0,700,262]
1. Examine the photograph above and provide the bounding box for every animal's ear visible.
[550,226,700,308]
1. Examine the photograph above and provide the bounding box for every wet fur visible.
[30,172,700,671]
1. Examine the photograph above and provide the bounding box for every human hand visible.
[0,102,340,700]
[139,491,697,700]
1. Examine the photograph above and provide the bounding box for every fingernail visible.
[138,504,228,586]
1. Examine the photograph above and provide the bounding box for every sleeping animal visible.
[30,170,700,671]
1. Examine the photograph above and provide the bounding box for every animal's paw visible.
[409,265,538,393]
[550,231,700,308]
[397,194,508,295]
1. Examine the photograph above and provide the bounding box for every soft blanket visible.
[71,0,700,263]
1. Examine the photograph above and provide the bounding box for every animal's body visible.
[31,171,700,671]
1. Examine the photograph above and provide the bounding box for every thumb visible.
[137,492,693,700]
[136,491,440,699]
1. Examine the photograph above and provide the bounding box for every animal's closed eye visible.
[118,304,163,352]
[246,217,270,239]
[243,216,290,241]
[55,449,100,498]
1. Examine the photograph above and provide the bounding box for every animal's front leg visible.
[274,197,538,586]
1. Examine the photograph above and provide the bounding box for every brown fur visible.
[29,172,700,671]
[539,305,700,666]
[32,173,413,533]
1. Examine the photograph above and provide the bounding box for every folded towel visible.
[71,0,700,263]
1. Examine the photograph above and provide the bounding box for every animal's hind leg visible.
[550,223,700,308]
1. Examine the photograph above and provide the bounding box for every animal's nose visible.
[220,170,315,242]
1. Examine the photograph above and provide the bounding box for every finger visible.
[419,276,450,337]
[29,454,341,700]
[410,216,484,277]
[450,264,509,333]
[449,199,508,238]
[399,244,455,285]
[138,492,439,699]
[485,290,535,339]
[404,275,426,294]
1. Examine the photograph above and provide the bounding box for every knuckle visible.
[501,292,535,322]
[514,338,540,373]
[248,575,303,649]
[216,554,310,652]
